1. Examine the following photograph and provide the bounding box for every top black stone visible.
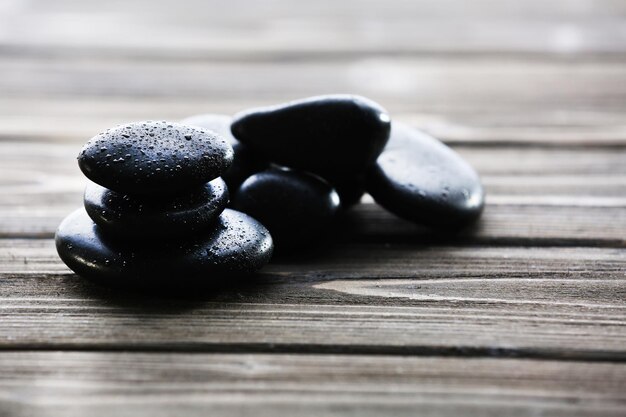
[78,121,234,194]
[230,95,391,182]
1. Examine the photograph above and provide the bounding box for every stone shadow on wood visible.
[61,271,279,312]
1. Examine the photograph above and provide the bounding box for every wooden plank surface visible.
[2,2,626,147]
[1,353,625,417]
[1,0,625,57]
[2,57,626,145]
[4,96,626,146]
[1,0,625,415]
[0,240,624,360]
[2,192,625,244]
[1,142,625,244]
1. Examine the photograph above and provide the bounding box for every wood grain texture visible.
[2,57,626,145]
[4,239,625,279]
[3,201,624,245]
[1,0,626,414]
[4,57,626,102]
[1,353,625,417]
[0,240,624,359]
[2,1,625,150]
[4,96,626,146]
[345,203,626,247]
[1,142,625,243]
[1,0,625,57]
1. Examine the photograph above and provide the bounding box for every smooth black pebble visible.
[180,114,269,192]
[55,208,274,286]
[232,169,340,247]
[366,122,485,230]
[83,177,229,239]
[231,95,391,183]
[78,120,234,194]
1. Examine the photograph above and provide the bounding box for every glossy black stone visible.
[55,208,274,286]
[83,178,229,239]
[231,95,391,183]
[232,169,340,247]
[366,123,485,230]
[180,114,269,192]
[78,121,234,195]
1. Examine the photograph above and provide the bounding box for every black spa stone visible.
[78,121,234,195]
[180,114,269,192]
[232,169,340,247]
[230,95,391,183]
[83,177,229,239]
[366,122,485,230]
[55,208,273,286]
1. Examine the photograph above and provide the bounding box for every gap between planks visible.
[0,344,624,363]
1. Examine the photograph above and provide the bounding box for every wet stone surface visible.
[231,95,391,186]
[366,122,485,230]
[78,121,234,195]
[83,177,229,239]
[233,168,340,248]
[180,114,269,193]
[55,208,274,287]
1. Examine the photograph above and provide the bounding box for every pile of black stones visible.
[56,95,484,288]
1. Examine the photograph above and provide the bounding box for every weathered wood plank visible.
[0,353,624,417]
[2,0,625,57]
[3,97,626,146]
[1,142,625,243]
[2,58,625,116]
[4,57,626,101]
[3,238,625,279]
[2,202,624,245]
[2,56,626,145]
[0,1,624,414]
[345,203,626,247]
[0,240,624,358]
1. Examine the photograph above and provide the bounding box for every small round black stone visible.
[180,114,269,193]
[232,168,340,247]
[78,121,234,195]
[55,208,274,287]
[231,95,391,183]
[366,122,485,230]
[83,177,229,240]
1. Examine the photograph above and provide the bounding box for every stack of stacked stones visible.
[181,94,485,249]
[55,121,274,288]
[56,95,486,288]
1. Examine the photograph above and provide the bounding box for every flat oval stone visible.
[232,169,340,247]
[78,121,234,194]
[84,178,229,239]
[366,122,485,229]
[55,208,273,287]
[231,95,391,182]
[180,114,269,192]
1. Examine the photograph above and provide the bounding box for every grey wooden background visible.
[0,1,625,416]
